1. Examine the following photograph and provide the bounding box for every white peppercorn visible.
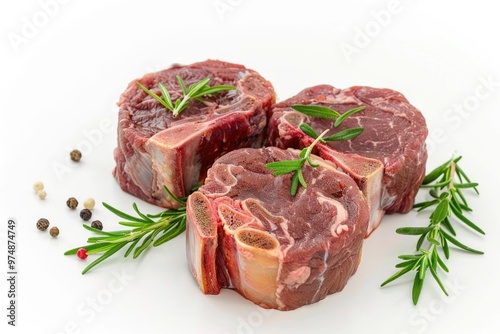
[83,198,95,210]
[33,181,44,192]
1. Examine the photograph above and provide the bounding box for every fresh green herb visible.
[266,130,328,196]
[381,156,484,305]
[292,104,364,121]
[266,105,365,196]
[136,76,235,117]
[300,123,364,142]
[65,186,187,274]
[291,105,343,118]
[292,105,365,142]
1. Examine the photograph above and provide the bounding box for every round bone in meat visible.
[186,147,369,311]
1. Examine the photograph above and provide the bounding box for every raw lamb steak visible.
[267,85,428,235]
[186,147,369,311]
[113,60,276,208]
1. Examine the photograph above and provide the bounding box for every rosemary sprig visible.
[65,186,187,274]
[266,130,328,196]
[136,76,235,117]
[292,105,365,142]
[381,156,484,304]
[267,105,365,196]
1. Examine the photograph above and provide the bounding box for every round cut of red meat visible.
[113,60,276,208]
[267,85,428,235]
[186,147,369,310]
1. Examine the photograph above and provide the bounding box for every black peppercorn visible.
[49,226,59,237]
[36,218,50,231]
[80,208,92,221]
[91,220,103,230]
[67,197,78,209]
[70,149,82,162]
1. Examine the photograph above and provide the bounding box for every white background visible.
[1,1,499,333]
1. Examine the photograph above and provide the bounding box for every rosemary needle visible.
[266,130,328,196]
[292,104,365,143]
[137,75,235,117]
[381,155,484,305]
[267,104,365,196]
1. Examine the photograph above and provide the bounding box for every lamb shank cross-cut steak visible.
[186,147,369,311]
[266,85,428,236]
[113,60,276,208]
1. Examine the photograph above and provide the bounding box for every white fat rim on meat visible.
[213,164,239,196]
[315,192,349,237]
[311,250,330,302]
[283,266,311,287]
[241,198,282,232]
[237,70,250,79]
[325,88,362,104]
[126,149,156,196]
[278,221,295,257]
[276,192,349,306]
[380,186,397,209]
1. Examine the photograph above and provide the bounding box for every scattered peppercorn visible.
[83,198,95,210]
[91,220,103,230]
[80,208,92,221]
[77,248,88,259]
[37,190,47,200]
[67,197,78,209]
[70,149,82,162]
[49,226,59,237]
[33,181,44,192]
[36,218,50,231]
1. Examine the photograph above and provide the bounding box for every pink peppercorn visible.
[77,248,88,260]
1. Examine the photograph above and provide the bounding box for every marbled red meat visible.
[113,60,276,208]
[186,147,369,310]
[266,85,428,235]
